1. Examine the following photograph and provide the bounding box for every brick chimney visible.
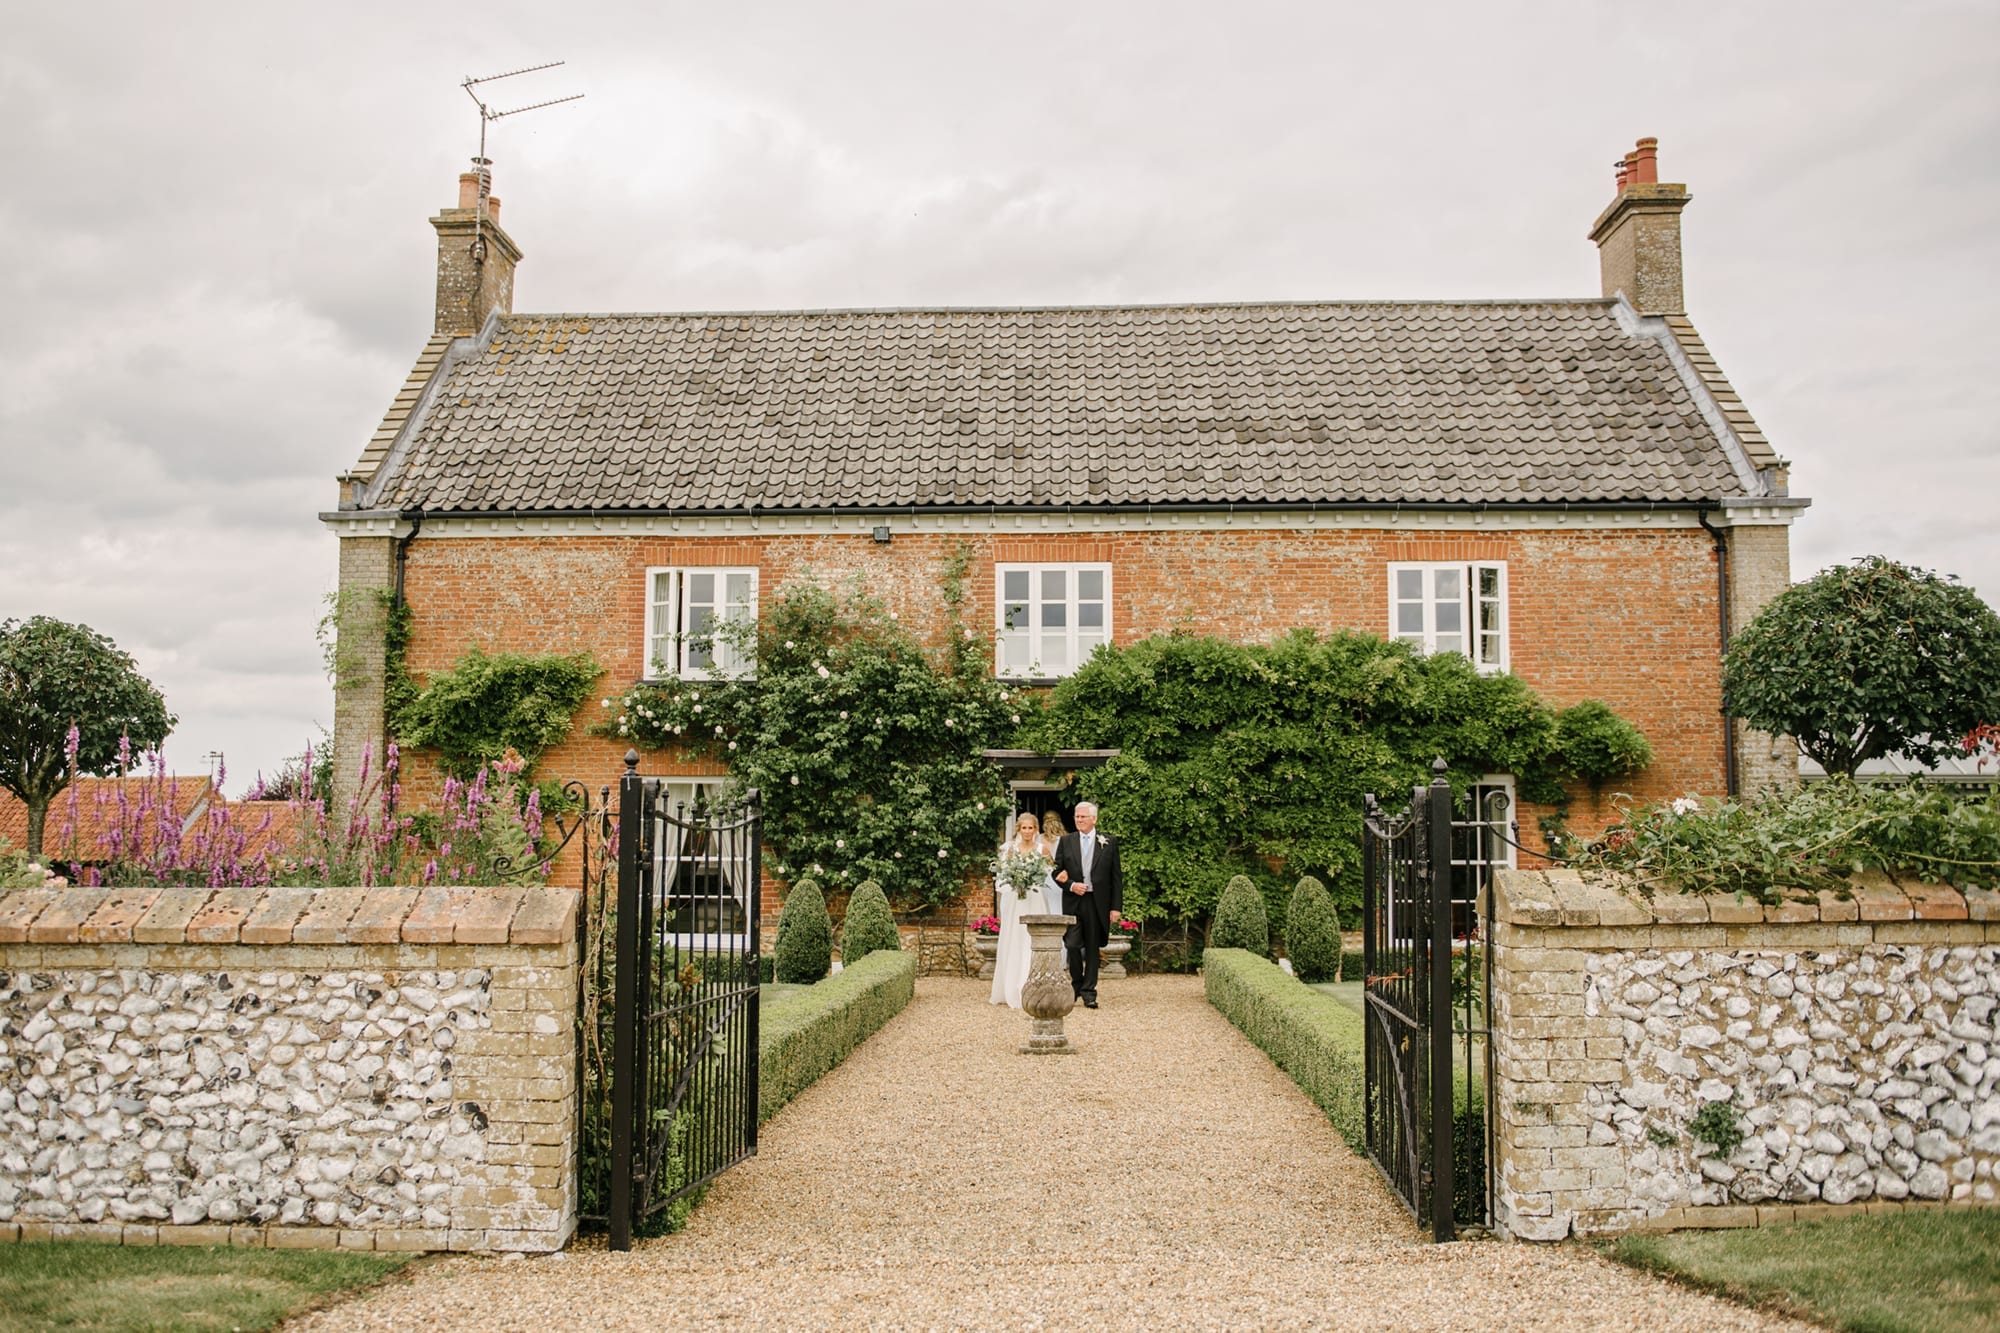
[431,158,522,336]
[1588,137,1690,315]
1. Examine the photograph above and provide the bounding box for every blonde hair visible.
[1041,809,1068,838]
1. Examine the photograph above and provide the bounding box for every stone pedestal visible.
[1018,914,1077,1055]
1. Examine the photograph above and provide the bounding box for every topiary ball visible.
[1209,874,1269,955]
[774,878,832,984]
[839,879,901,965]
[1284,875,1343,983]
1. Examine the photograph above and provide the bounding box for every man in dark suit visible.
[1050,801,1122,1008]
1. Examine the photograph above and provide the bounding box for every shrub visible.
[1203,948,1363,1146]
[391,645,600,780]
[760,951,916,1123]
[1554,700,1654,789]
[1209,874,1269,955]
[1284,875,1343,982]
[839,879,901,964]
[774,878,832,984]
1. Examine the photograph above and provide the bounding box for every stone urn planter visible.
[1100,935,1133,980]
[973,933,999,980]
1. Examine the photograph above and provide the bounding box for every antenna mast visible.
[460,62,584,263]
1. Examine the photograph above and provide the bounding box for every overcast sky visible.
[2,1,1994,794]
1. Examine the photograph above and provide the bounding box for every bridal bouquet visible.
[990,848,1051,901]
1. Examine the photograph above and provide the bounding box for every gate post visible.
[1426,758,1456,1242]
[608,751,644,1252]
[744,788,762,1156]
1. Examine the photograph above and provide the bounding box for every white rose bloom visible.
[816,664,831,679]
[835,839,845,849]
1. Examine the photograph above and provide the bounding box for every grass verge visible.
[0,1242,417,1333]
[759,948,917,1124]
[1204,947,1364,1147]
[1606,1209,2000,1333]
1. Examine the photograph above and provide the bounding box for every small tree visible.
[1554,701,1654,790]
[839,879,901,965]
[0,617,175,857]
[1284,875,1343,982]
[1723,557,2000,778]
[1209,874,1270,955]
[774,878,832,984]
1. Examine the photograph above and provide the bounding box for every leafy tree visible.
[0,617,175,858]
[602,551,1013,908]
[1284,875,1343,982]
[1021,629,1631,924]
[1723,556,2000,778]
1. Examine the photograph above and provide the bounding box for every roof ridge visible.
[495,297,1621,321]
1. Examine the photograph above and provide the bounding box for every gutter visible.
[1697,506,1739,797]
[392,510,426,606]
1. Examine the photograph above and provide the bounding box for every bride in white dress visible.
[989,813,1055,1008]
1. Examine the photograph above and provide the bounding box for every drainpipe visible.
[1697,507,1739,797]
[392,510,425,607]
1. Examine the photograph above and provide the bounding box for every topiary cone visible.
[774,878,832,984]
[839,879,901,965]
[1284,874,1343,983]
[1209,873,1270,956]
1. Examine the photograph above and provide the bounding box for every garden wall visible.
[1489,868,2000,1241]
[0,882,579,1254]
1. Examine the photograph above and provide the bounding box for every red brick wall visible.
[395,523,1727,911]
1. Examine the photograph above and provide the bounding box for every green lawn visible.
[1607,1209,2000,1333]
[0,1242,418,1333]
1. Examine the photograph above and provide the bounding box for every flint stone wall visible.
[1491,869,2000,1240]
[0,883,579,1253]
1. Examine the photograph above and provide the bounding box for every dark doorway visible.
[1010,785,1076,838]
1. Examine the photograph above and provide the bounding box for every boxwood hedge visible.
[759,948,916,1124]
[1203,947,1363,1148]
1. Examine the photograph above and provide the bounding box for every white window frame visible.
[644,567,758,680]
[1387,561,1508,672]
[994,563,1113,679]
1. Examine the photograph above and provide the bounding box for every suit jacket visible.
[1051,830,1122,948]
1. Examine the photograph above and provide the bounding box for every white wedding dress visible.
[990,839,1056,1009]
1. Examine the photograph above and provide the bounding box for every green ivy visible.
[391,644,601,780]
[1554,700,1654,789]
[1020,629,1638,925]
[597,551,1015,909]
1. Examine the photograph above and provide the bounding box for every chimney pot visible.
[485,196,501,226]
[1632,137,1659,184]
[457,172,481,210]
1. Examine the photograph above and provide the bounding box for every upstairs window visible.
[996,564,1111,678]
[646,568,757,679]
[1390,562,1507,671]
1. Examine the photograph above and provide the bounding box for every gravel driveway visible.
[297,976,1808,1331]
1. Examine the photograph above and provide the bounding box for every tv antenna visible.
[460,62,583,262]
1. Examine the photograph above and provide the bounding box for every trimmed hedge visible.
[1203,947,1363,1147]
[1284,875,1343,983]
[759,949,917,1124]
[1210,874,1269,955]
[774,878,832,983]
[838,879,901,965]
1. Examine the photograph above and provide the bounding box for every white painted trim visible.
[994,562,1113,679]
[640,566,758,680]
[320,505,1801,540]
[1386,560,1508,672]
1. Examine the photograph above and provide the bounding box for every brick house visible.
[323,138,1806,926]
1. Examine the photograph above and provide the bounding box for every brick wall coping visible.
[1491,868,1998,929]
[0,883,578,948]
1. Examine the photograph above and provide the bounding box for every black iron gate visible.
[589,754,761,1250]
[1362,759,1498,1241]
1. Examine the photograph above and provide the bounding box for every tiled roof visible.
[362,300,1765,513]
[0,777,216,858]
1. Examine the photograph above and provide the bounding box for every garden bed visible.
[759,949,917,1124]
[1203,948,1364,1148]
